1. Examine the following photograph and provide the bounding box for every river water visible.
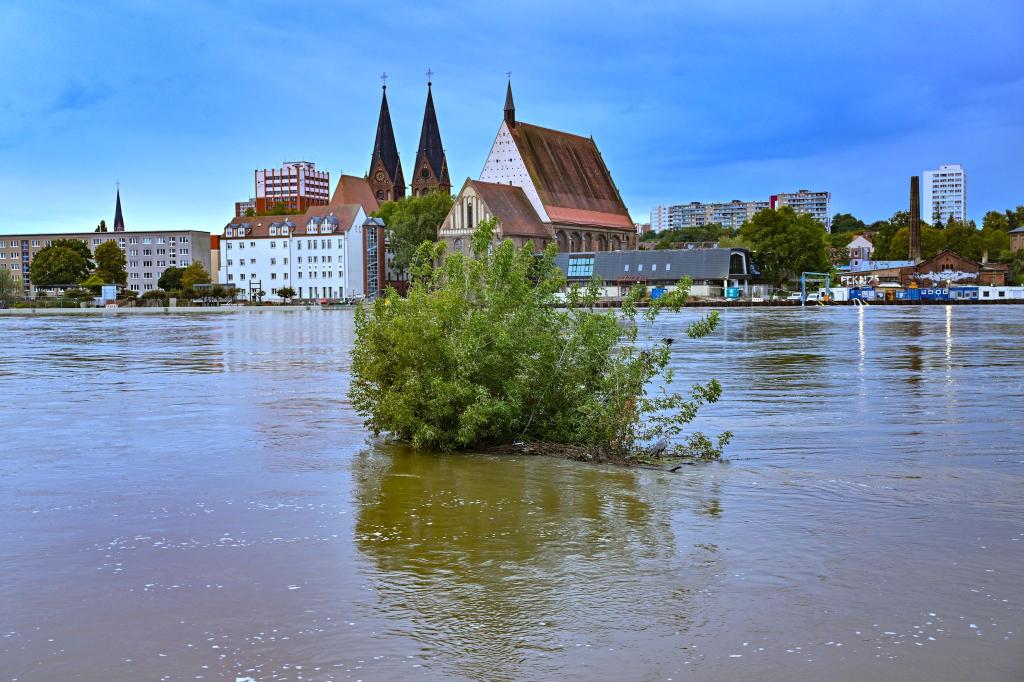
[1,307,1022,681]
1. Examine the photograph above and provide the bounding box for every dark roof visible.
[414,83,448,184]
[1010,226,1024,234]
[113,189,125,231]
[509,122,632,231]
[470,180,550,239]
[369,86,403,187]
[554,248,736,282]
[504,80,515,117]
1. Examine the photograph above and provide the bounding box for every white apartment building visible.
[648,200,770,231]
[219,205,366,302]
[771,190,831,231]
[922,164,966,223]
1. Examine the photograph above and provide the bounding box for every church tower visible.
[113,188,125,232]
[411,77,450,197]
[367,80,405,203]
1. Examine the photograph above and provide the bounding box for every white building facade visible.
[219,207,366,302]
[922,164,967,223]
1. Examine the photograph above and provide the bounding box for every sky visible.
[1,0,1022,234]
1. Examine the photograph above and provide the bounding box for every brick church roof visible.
[508,122,633,231]
[469,180,550,240]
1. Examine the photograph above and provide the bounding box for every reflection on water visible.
[2,307,1023,681]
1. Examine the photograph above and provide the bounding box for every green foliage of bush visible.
[349,219,730,462]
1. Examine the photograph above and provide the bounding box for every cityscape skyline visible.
[1,1,1022,234]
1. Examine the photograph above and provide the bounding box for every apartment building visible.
[922,164,966,223]
[234,198,256,217]
[771,190,831,231]
[648,200,770,231]
[0,230,211,296]
[254,161,330,214]
[220,206,366,302]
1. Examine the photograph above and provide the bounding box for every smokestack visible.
[909,176,921,262]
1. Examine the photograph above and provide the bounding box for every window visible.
[566,256,594,278]
[143,261,152,267]
[143,238,152,244]
[283,273,288,279]
[270,241,276,249]
[227,259,233,266]
[157,238,165,244]
[297,272,303,279]
[227,274,234,281]
[143,249,152,255]
[651,264,657,271]
[226,242,233,250]
[665,263,671,271]
[271,273,277,280]
[270,258,276,265]
[249,242,255,248]
[637,264,643,272]
[143,272,152,279]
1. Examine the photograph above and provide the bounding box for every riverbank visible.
[4,298,1024,315]
[0,304,354,315]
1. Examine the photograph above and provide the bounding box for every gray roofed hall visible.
[554,248,751,282]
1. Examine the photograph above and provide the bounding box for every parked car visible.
[785,292,802,301]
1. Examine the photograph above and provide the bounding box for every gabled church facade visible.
[440,81,636,254]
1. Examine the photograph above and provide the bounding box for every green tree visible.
[888,225,946,261]
[373,191,454,275]
[244,208,256,217]
[93,241,127,285]
[28,239,93,287]
[95,219,107,233]
[738,207,829,287]
[982,211,1009,233]
[276,286,296,302]
[180,262,211,291]
[830,213,867,234]
[349,219,730,461]
[0,268,22,304]
[158,267,184,291]
[81,272,106,294]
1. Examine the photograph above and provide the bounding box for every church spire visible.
[412,74,450,197]
[368,75,405,202]
[113,187,125,232]
[504,77,515,128]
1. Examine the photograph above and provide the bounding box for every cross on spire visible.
[380,72,388,89]
[425,68,434,84]
[506,71,512,79]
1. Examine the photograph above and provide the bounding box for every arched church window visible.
[466,201,474,229]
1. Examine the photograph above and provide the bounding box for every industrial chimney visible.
[909,176,922,263]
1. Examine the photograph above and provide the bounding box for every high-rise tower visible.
[411,78,450,197]
[367,80,405,203]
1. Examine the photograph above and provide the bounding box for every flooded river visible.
[1,306,1022,681]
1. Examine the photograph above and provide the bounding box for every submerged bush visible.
[349,220,731,462]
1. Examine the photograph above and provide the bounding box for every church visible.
[439,81,636,255]
[366,77,451,202]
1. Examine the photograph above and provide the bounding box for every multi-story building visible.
[648,200,769,231]
[220,206,366,302]
[922,164,967,223]
[254,161,330,214]
[0,230,211,296]
[651,189,830,234]
[635,222,651,235]
[771,190,831,231]
[234,198,256,217]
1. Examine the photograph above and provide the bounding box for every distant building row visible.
[650,190,831,232]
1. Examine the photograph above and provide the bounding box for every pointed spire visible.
[504,77,515,128]
[412,76,450,196]
[368,80,405,200]
[113,187,125,232]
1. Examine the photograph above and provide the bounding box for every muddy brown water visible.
[1,306,1022,681]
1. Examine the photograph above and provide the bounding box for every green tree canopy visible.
[93,241,127,285]
[738,207,829,286]
[158,267,184,291]
[0,267,21,303]
[349,219,730,461]
[28,239,93,287]
[373,191,454,274]
[830,213,867,234]
[276,286,296,301]
[180,262,211,291]
[95,220,108,233]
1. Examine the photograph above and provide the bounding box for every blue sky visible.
[1,0,1022,234]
